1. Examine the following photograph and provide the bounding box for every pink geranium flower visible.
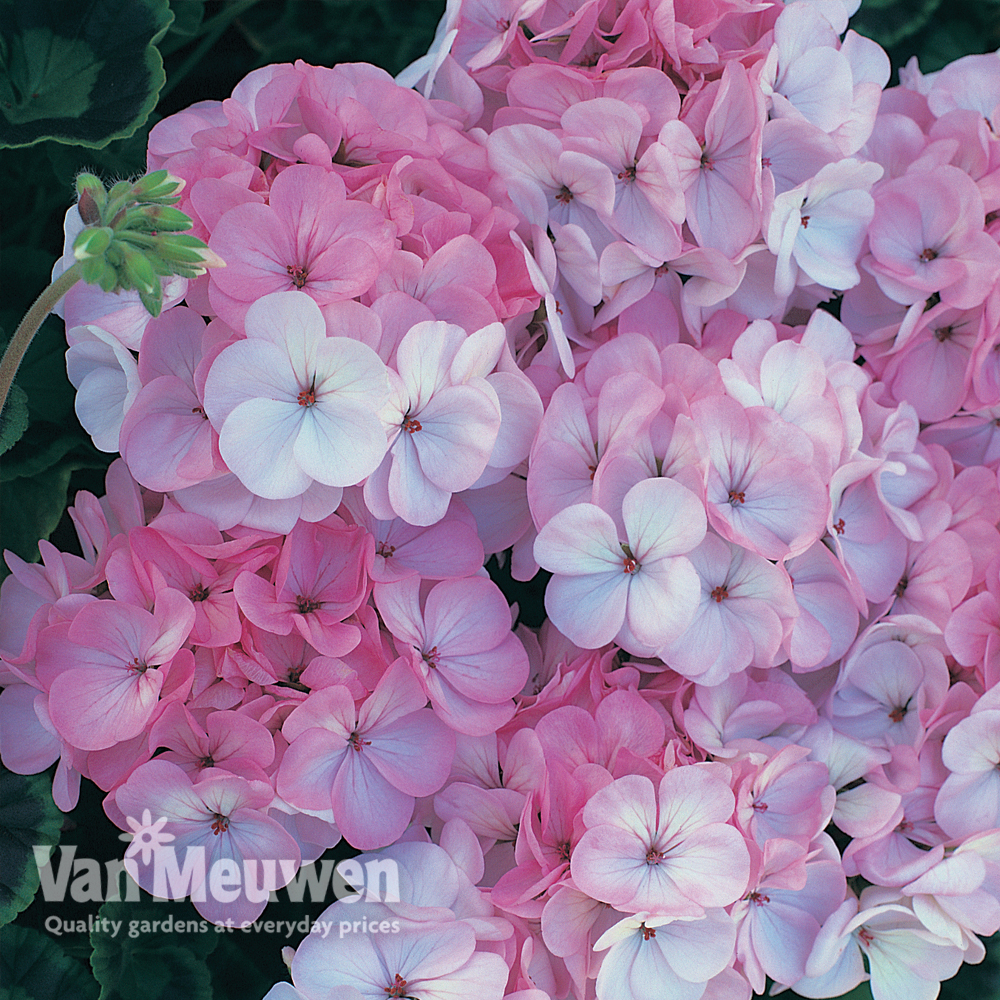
[203,291,390,500]
[36,590,195,751]
[374,575,529,736]
[571,766,751,917]
[115,759,301,925]
[533,477,706,654]
[234,517,371,658]
[278,659,455,849]
[363,321,503,526]
[208,163,394,328]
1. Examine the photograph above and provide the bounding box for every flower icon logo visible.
[119,808,175,865]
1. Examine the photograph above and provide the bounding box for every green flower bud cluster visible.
[71,170,224,317]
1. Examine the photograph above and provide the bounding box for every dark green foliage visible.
[0,925,99,1000]
[0,383,29,455]
[0,769,63,928]
[90,898,218,1000]
[851,0,1000,76]
[0,0,172,148]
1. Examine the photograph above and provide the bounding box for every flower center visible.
[555,185,574,205]
[297,377,318,407]
[728,489,746,505]
[295,595,322,614]
[641,923,656,940]
[645,847,665,864]
[621,543,640,575]
[422,645,440,668]
[919,247,938,262]
[384,973,410,998]
[211,813,230,836]
[349,731,372,753]
[710,584,728,602]
[286,263,309,288]
[834,517,846,535]
[402,415,422,434]
[376,541,396,558]
[189,583,210,602]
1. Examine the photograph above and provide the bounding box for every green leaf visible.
[850,0,943,49]
[0,925,98,1000]
[0,382,29,455]
[0,767,63,928]
[9,318,79,428]
[0,29,103,124]
[0,0,172,149]
[209,936,273,1000]
[46,118,157,190]
[91,898,217,1000]
[0,450,106,564]
[0,424,81,483]
[165,0,205,39]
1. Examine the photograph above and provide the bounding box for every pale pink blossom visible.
[533,477,706,654]
[203,291,390,500]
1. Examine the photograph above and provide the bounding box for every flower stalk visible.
[0,170,222,418]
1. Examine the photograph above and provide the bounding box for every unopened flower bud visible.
[130,169,185,203]
[139,205,194,232]
[76,188,102,225]
[119,245,158,296]
[73,226,113,260]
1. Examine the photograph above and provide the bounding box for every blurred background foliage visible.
[851,0,1000,75]
[1,2,1000,998]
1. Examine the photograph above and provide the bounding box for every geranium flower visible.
[533,477,706,653]
[203,291,390,500]
[572,766,751,917]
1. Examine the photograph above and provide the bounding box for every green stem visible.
[0,262,82,416]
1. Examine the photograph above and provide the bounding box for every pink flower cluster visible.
[6,2,1000,999]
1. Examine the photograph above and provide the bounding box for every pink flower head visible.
[572,765,751,917]
[36,590,195,751]
[208,163,395,328]
[115,758,301,925]
[864,166,1000,311]
[363,321,504,526]
[533,477,706,654]
[693,394,830,560]
[203,291,390,500]
[235,517,371,658]
[278,659,455,849]
[374,575,529,736]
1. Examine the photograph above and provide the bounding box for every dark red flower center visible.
[287,263,309,288]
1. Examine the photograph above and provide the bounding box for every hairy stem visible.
[0,262,82,416]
